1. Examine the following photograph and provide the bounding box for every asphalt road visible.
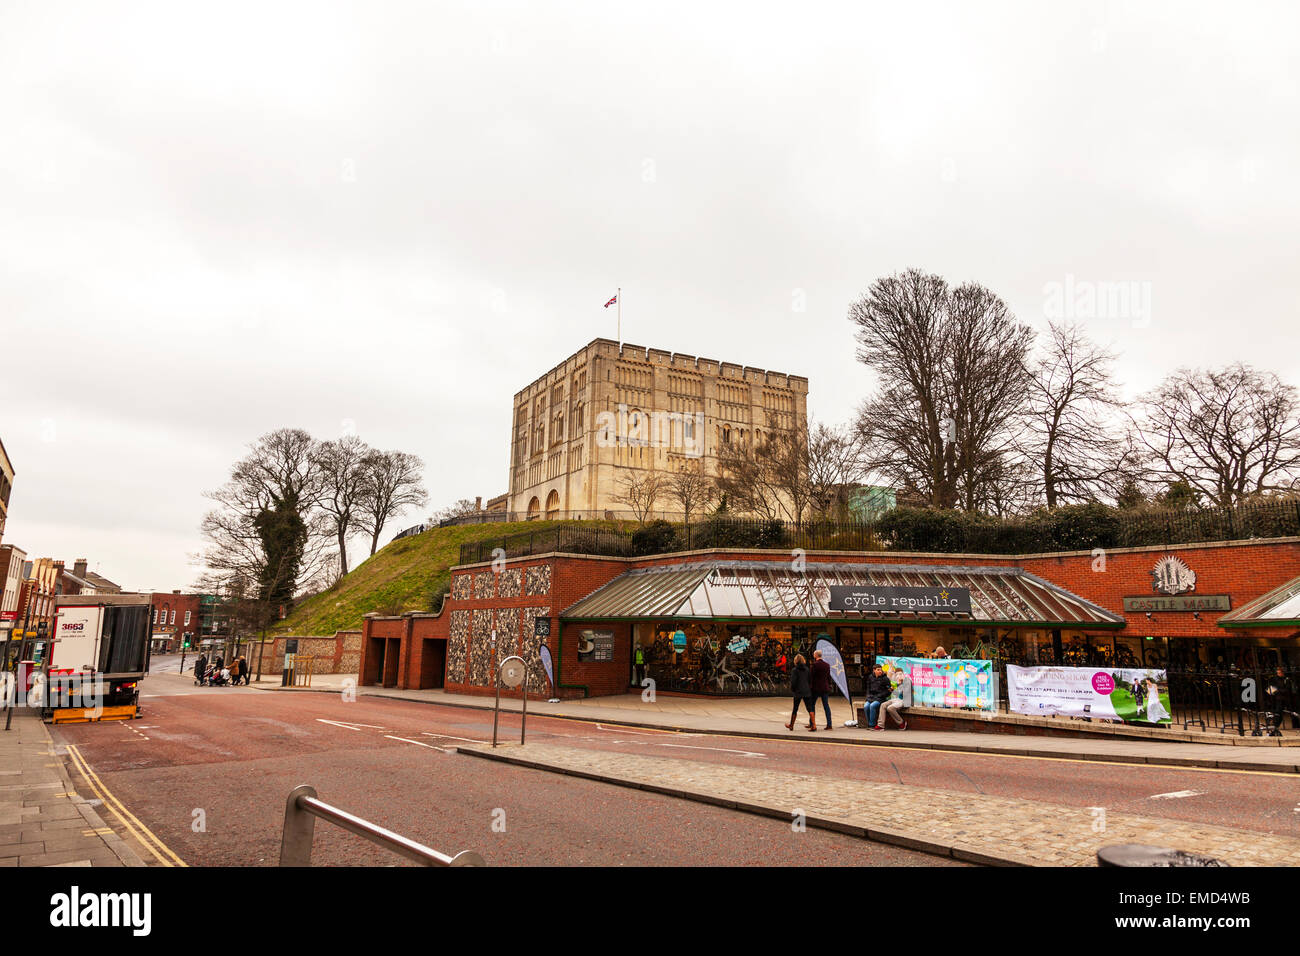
[51,672,1300,866]
[51,673,958,866]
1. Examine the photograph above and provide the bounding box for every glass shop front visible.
[629,620,1166,696]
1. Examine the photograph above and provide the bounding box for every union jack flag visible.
[603,294,618,308]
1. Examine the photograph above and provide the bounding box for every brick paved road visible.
[460,742,1300,866]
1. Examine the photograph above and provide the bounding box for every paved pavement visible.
[254,675,1300,772]
[0,707,145,867]
[459,741,1300,866]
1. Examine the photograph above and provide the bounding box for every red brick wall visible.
[437,556,629,699]
[1019,541,1300,639]
[366,538,1300,697]
[559,620,633,697]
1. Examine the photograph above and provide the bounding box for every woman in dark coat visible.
[785,654,817,731]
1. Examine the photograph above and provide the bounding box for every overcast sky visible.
[2,0,1297,590]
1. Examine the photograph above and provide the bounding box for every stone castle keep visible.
[507,338,809,517]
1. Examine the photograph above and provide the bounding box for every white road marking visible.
[316,719,387,731]
[385,735,450,752]
[1147,789,1207,800]
[655,743,766,758]
[420,732,482,743]
[594,724,665,736]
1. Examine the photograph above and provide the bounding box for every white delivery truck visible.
[47,594,152,722]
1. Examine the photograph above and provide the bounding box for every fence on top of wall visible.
[454,498,1300,566]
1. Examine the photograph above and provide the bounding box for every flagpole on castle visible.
[617,287,621,344]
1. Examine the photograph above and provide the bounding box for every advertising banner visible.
[875,656,996,711]
[53,606,102,671]
[1006,665,1172,725]
[538,644,554,690]
[814,638,852,704]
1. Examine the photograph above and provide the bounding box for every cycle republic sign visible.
[828,585,972,615]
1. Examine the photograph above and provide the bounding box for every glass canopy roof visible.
[561,561,1125,627]
[1218,575,1300,628]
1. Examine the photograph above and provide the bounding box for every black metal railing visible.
[981,661,1298,738]
[458,523,635,564]
[455,499,1300,565]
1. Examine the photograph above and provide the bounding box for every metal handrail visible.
[279,784,485,867]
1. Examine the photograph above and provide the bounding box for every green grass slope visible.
[274,519,609,636]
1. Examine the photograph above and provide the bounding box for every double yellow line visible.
[64,743,187,867]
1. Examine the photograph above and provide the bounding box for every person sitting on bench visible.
[864,664,893,729]
[877,666,912,730]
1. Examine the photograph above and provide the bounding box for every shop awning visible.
[561,561,1125,627]
[1218,575,1300,629]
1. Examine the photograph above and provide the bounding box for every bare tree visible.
[805,421,868,519]
[664,462,713,526]
[1023,322,1134,507]
[1133,363,1300,508]
[850,269,1034,510]
[357,450,429,556]
[712,428,813,526]
[431,498,479,523]
[313,435,371,578]
[199,428,327,613]
[612,470,666,523]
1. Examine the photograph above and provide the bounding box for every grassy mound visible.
[274,519,606,636]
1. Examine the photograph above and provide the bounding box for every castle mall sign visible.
[1122,595,1231,612]
[1124,554,1229,612]
[828,585,972,615]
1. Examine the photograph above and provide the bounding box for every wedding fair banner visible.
[875,656,996,712]
[1006,665,1172,725]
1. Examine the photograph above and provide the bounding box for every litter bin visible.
[1097,844,1228,867]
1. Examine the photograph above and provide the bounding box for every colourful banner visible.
[875,656,996,712]
[1006,665,1172,725]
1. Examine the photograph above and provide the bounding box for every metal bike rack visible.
[492,654,529,748]
[279,784,485,867]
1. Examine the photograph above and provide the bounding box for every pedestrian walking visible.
[194,654,208,687]
[237,655,250,685]
[810,649,833,732]
[785,654,816,732]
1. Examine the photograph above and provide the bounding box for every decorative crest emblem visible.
[1151,555,1197,596]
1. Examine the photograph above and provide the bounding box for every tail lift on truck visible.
[45,594,152,724]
